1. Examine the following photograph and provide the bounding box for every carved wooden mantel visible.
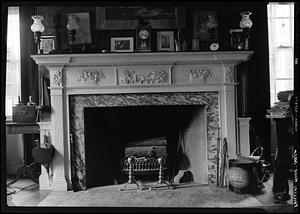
[31,51,253,191]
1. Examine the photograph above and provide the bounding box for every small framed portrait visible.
[157,31,174,51]
[192,39,200,51]
[110,37,134,52]
[40,36,55,54]
[229,29,244,50]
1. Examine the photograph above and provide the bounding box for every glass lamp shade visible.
[31,15,45,33]
[66,14,80,31]
[239,11,253,29]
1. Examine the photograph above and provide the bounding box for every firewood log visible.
[128,137,167,147]
[125,146,167,158]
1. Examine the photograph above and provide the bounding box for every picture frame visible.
[193,10,218,42]
[229,29,244,50]
[96,7,185,30]
[110,37,134,52]
[157,31,174,52]
[67,12,92,45]
[40,36,55,54]
[192,39,200,51]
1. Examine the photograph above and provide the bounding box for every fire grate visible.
[121,157,165,173]
[120,156,174,191]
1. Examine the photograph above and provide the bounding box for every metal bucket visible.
[228,158,256,194]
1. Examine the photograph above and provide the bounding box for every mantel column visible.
[220,64,238,159]
[48,65,69,191]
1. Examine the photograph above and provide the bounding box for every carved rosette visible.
[77,69,106,85]
[53,70,62,87]
[225,66,235,83]
[120,69,168,85]
[183,67,212,83]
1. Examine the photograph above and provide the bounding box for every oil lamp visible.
[239,11,253,50]
[30,15,45,54]
[66,14,80,53]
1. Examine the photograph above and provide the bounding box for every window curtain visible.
[6,7,21,117]
[1,6,8,117]
[19,6,39,105]
[245,3,271,161]
[19,6,40,163]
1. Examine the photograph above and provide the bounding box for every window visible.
[268,2,294,106]
[6,7,21,119]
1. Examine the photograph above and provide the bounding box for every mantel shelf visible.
[31,51,254,66]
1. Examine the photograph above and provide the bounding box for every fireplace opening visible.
[84,105,206,189]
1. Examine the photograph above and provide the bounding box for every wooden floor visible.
[4,173,294,212]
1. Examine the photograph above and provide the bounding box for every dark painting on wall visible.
[193,10,218,42]
[105,7,175,20]
[67,12,92,45]
[96,7,184,30]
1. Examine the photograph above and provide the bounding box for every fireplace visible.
[83,104,205,190]
[70,93,216,190]
[31,51,253,191]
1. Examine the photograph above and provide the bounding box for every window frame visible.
[267,2,294,106]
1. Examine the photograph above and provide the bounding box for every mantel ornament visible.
[77,70,106,85]
[225,66,235,83]
[121,69,168,85]
[53,70,62,87]
[184,67,212,83]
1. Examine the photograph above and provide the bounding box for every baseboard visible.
[52,177,68,191]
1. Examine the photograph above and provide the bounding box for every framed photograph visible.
[96,7,185,30]
[192,39,200,51]
[157,31,174,52]
[110,37,134,52]
[229,29,244,50]
[193,10,218,42]
[40,36,55,54]
[67,12,92,45]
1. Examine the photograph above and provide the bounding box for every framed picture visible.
[66,12,92,45]
[192,39,200,51]
[229,29,244,50]
[40,36,55,54]
[193,10,218,42]
[157,31,174,52]
[110,37,134,52]
[96,7,185,30]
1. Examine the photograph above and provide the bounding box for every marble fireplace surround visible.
[31,51,253,191]
[70,92,217,191]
